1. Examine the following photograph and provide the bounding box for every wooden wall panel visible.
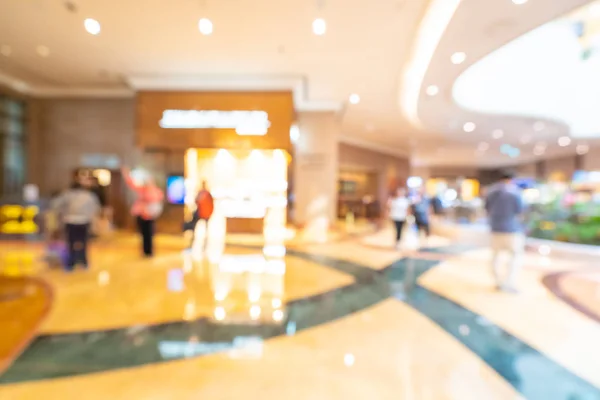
[136,91,294,151]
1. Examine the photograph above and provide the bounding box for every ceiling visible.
[0,0,595,167]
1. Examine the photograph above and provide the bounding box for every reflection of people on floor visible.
[388,187,410,250]
[485,170,525,293]
[191,180,214,253]
[122,167,164,258]
[411,188,431,248]
[55,180,100,271]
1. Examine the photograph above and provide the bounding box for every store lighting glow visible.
[451,52,467,65]
[312,18,326,35]
[273,310,284,322]
[463,122,476,132]
[290,124,300,143]
[426,85,439,96]
[272,298,282,308]
[84,18,101,35]
[512,0,528,4]
[349,94,360,104]
[198,18,213,35]
[214,306,226,321]
[492,129,504,139]
[250,305,261,320]
[558,136,572,147]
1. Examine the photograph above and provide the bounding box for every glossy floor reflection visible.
[1,233,600,399]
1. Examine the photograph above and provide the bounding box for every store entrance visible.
[337,168,380,220]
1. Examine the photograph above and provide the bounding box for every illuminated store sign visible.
[159,110,271,136]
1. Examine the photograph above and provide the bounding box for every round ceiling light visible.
[492,129,504,139]
[349,94,360,104]
[312,18,326,36]
[512,0,528,4]
[558,136,572,147]
[198,18,213,35]
[576,144,589,155]
[463,122,476,132]
[533,121,545,132]
[451,52,467,65]
[84,18,101,35]
[426,85,439,96]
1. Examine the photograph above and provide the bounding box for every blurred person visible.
[485,170,525,293]
[44,190,68,268]
[411,188,431,247]
[55,180,100,271]
[191,180,214,250]
[388,187,410,249]
[122,167,164,257]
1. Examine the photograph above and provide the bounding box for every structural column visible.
[293,111,339,242]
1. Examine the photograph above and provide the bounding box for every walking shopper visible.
[122,167,164,257]
[55,181,100,271]
[191,180,214,250]
[485,170,525,293]
[388,187,410,250]
[411,188,431,247]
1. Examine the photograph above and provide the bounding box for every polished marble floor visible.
[1,228,600,399]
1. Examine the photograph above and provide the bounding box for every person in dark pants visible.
[387,187,410,250]
[122,167,164,257]
[55,181,100,271]
[411,188,431,247]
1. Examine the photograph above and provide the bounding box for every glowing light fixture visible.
[492,129,504,139]
[576,144,589,155]
[214,306,226,321]
[451,52,467,65]
[273,310,284,322]
[463,122,476,132]
[250,305,261,320]
[558,136,572,147]
[512,0,528,4]
[312,18,326,35]
[290,124,300,143]
[349,93,360,104]
[198,18,213,35]
[426,85,439,96]
[84,18,101,35]
[400,0,462,127]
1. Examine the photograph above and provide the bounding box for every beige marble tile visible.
[419,249,600,388]
[0,300,522,400]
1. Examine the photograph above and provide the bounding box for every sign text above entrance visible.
[159,110,271,136]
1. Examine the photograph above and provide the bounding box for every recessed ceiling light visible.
[198,18,213,35]
[349,94,360,104]
[426,85,439,96]
[558,136,572,147]
[512,0,528,4]
[520,135,532,144]
[463,122,476,132]
[576,144,589,155]
[451,52,467,65]
[492,129,504,139]
[36,45,50,57]
[533,121,545,132]
[0,44,11,57]
[84,18,101,35]
[312,18,326,36]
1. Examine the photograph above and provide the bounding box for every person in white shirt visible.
[388,187,410,248]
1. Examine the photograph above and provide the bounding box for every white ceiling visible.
[0,0,595,167]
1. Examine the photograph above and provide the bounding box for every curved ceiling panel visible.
[453,2,600,139]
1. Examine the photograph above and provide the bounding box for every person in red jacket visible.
[191,180,214,250]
